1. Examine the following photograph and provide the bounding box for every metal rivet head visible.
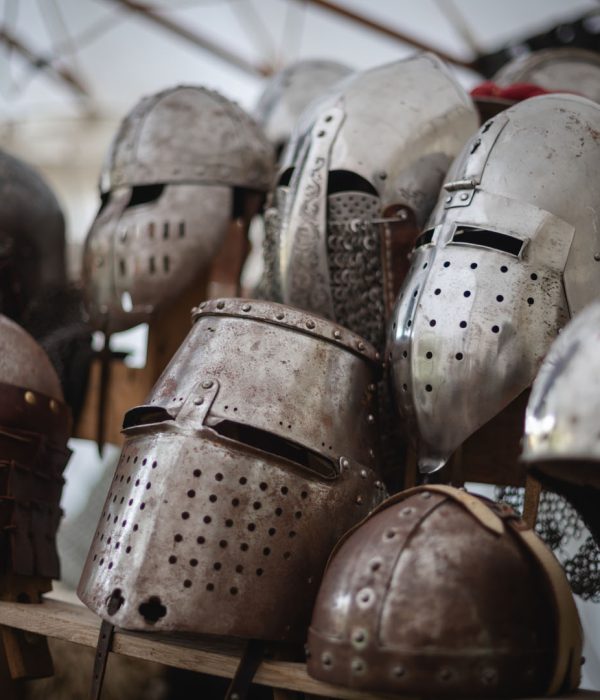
[333,330,341,339]
[242,303,251,312]
[340,457,350,470]
[194,398,204,406]
[321,651,333,668]
[199,301,207,309]
[306,319,315,329]
[202,380,214,389]
[357,341,365,351]
[49,399,60,413]
[378,171,387,180]
[360,469,367,479]
[351,628,368,650]
[375,352,380,361]
[375,480,383,489]
[396,208,409,221]
[367,414,375,424]
[460,192,469,201]
[445,196,452,204]
[356,587,374,608]
[351,658,366,675]
[421,491,432,499]
[393,665,406,678]
[355,495,363,504]
[190,307,198,315]
[217,301,225,309]
[400,507,414,517]
[24,391,36,405]
[595,253,600,262]
[368,383,376,392]
[276,312,284,320]
[368,448,375,458]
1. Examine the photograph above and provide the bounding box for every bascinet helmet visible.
[523,301,600,540]
[83,86,275,333]
[254,59,352,156]
[78,299,384,639]
[0,315,71,589]
[389,94,600,474]
[307,485,582,697]
[494,48,600,103]
[0,150,66,322]
[264,53,478,349]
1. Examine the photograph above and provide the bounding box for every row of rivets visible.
[24,391,61,414]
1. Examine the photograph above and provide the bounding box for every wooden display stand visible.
[0,595,597,700]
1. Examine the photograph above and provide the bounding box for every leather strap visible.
[224,639,264,700]
[89,620,114,700]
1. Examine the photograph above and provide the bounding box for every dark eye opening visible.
[278,167,294,188]
[327,170,378,196]
[414,228,434,248]
[126,184,165,209]
[212,420,338,479]
[451,226,524,257]
[122,405,173,429]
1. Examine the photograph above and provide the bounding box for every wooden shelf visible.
[0,596,597,700]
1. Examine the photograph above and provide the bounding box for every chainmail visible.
[327,192,385,350]
[496,486,600,601]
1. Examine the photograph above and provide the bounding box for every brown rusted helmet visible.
[0,315,72,585]
[307,485,582,697]
[78,298,385,640]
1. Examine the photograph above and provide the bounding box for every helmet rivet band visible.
[24,391,36,405]
[306,319,316,329]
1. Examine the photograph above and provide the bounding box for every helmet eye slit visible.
[450,226,524,257]
[125,184,165,209]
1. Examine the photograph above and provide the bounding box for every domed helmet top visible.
[264,53,478,349]
[388,94,600,473]
[0,315,71,585]
[78,299,384,640]
[0,150,66,321]
[83,86,275,333]
[254,59,353,156]
[307,485,582,697]
[494,48,600,104]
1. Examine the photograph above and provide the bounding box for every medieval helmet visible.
[388,94,600,474]
[0,150,66,322]
[307,485,582,697]
[82,86,275,334]
[264,53,478,349]
[523,300,600,516]
[494,48,600,103]
[78,298,384,640]
[254,59,352,156]
[0,315,71,588]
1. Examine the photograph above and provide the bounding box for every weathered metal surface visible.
[0,150,66,320]
[254,59,352,153]
[524,299,600,481]
[83,86,275,333]
[494,48,600,103]
[0,315,71,581]
[307,485,582,697]
[388,94,600,474]
[263,53,478,349]
[78,298,385,640]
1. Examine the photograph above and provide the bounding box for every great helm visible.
[78,299,384,639]
[254,59,352,156]
[265,53,478,349]
[307,485,582,697]
[83,86,275,333]
[0,150,66,322]
[0,315,71,591]
[494,48,600,103]
[388,94,600,474]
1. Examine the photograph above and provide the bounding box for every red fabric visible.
[471,81,553,101]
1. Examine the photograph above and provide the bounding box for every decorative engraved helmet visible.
[83,86,274,333]
[254,59,352,156]
[0,150,66,322]
[0,315,71,587]
[389,94,600,473]
[263,53,478,349]
[494,48,600,103]
[78,299,384,639]
[308,485,582,697]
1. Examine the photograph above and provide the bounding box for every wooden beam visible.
[298,0,477,71]
[105,0,271,77]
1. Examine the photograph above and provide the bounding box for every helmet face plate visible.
[262,54,479,349]
[78,299,385,639]
[83,86,274,332]
[388,94,600,472]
